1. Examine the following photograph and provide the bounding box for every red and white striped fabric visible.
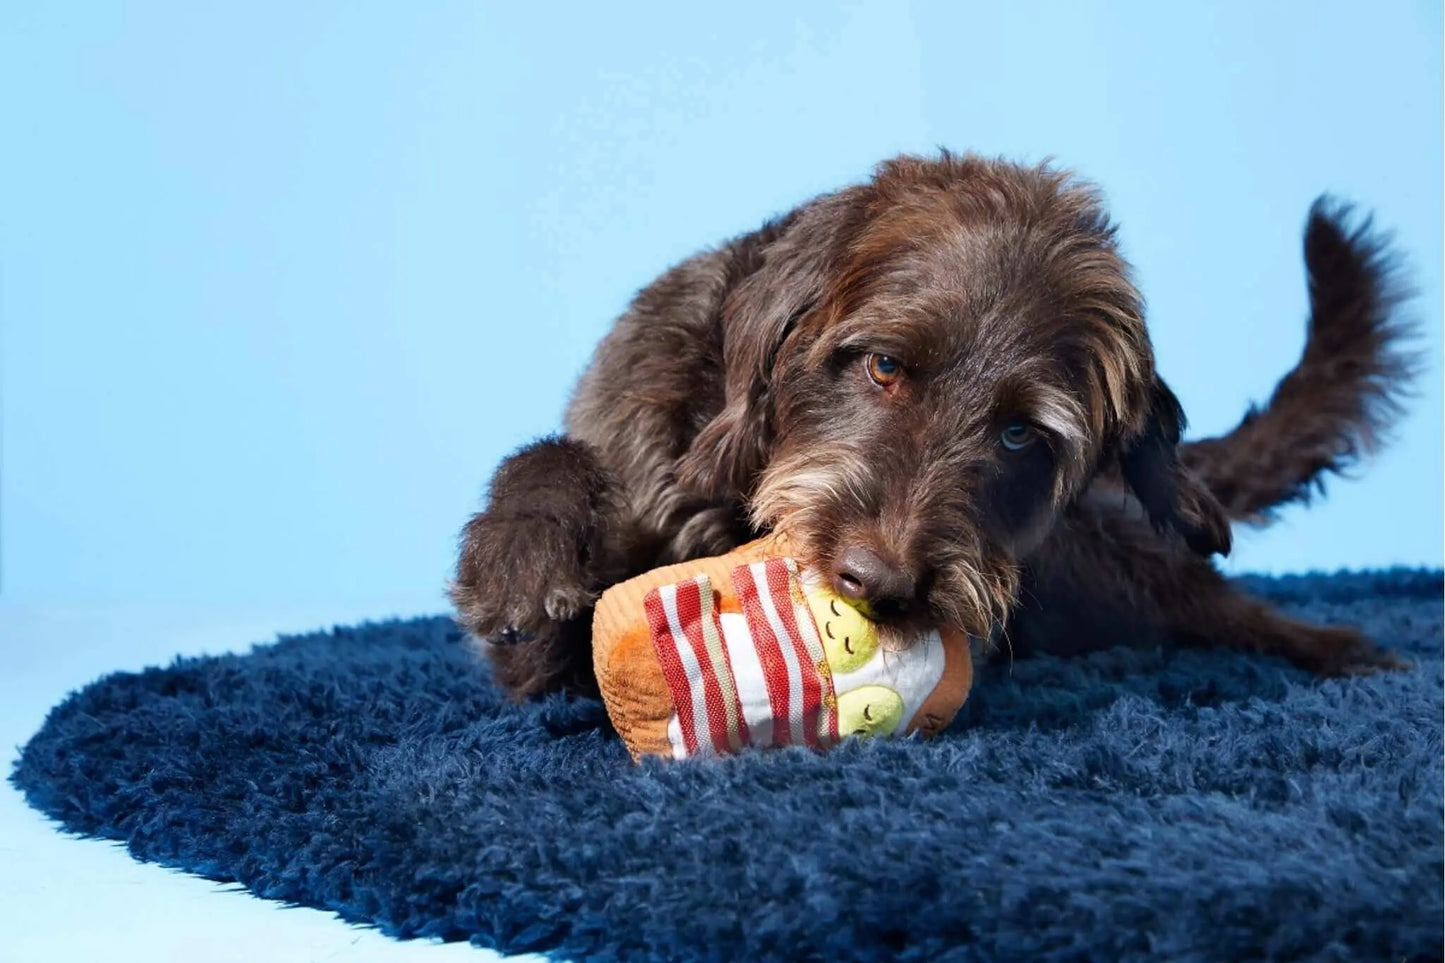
[730,557,838,750]
[642,574,749,757]
[643,557,837,759]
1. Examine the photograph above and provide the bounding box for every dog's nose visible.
[832,545,915,614]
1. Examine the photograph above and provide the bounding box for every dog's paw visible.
[489,627,535,647]
[1332,642,1413,676]
[1307,626,1412,676]
[543,581,595,623]
[450,509,597,642]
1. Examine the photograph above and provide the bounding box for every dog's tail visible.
[1179,197,1419,525]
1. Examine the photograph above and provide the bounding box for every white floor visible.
[0,602,544,963]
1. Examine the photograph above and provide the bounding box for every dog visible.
[451,151,1416,699]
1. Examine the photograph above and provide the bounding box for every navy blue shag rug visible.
[11,571,1444,962]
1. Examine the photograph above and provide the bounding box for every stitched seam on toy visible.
[783,557,838,747]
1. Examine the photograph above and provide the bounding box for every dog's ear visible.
[674,199,858,502]
[1119,378,1233,557]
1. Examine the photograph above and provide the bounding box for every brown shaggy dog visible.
[451,151,1415,699]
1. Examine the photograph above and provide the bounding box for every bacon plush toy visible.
[591,534,974,761]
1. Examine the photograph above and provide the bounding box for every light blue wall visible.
[3,1,1440,605]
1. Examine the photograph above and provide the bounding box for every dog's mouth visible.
[821,545,1015,647]
[754,467,1019,646]
[857,594,913,624]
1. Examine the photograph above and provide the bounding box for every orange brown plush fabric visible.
[592,533,973,761]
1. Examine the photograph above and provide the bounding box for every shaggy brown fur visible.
[450,152,1415,699]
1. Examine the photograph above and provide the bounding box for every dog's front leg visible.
[450,436,626,698]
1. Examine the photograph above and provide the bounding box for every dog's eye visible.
[865,353,903,388]
[999,422,1036,451]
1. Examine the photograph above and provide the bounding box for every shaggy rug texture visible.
[11,571,1444,962]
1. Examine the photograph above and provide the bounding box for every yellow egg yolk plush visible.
[836,685,905,738]
[805,587,880,674]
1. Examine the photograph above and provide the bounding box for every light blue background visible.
[3,0,1440,607]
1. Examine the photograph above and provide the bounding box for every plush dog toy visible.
[592,533,974,761]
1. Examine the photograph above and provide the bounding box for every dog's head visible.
[677,153,1230,642]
